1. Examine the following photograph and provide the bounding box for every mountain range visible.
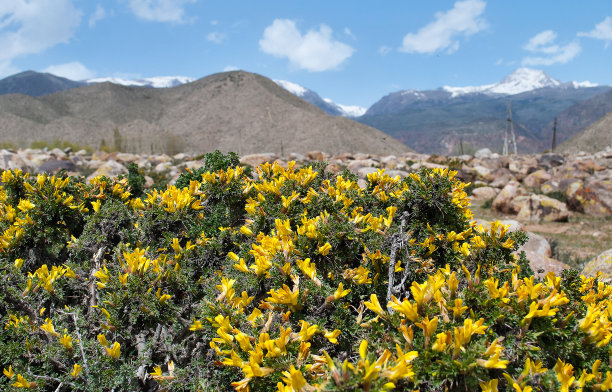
[0,71,408,156]
[0,68,610,155]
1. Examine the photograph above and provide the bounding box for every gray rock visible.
[581,249,612,281]
[471,186,498,201]
[492,181,524,214]
[474,148,492,158]
[518,232,552,257]
[38,159,77,174]
[524,251,570,279]
[513,194,570,222]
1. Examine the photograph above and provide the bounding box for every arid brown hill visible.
[558,109,612,153]
[0,71,410,156]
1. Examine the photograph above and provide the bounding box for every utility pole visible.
[551,117,557,152]
[503,102,517,155]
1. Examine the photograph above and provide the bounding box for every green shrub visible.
[0,161,610,392]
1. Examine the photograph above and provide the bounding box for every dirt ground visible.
[470,199,612,270]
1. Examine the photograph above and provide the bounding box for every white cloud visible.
[399,0,487,54]
[43,61,95,80]
[206,31,226,44]
[128,0,196,23]
[578,16,612,47]
[0,0,82,77]
[522,30,581,66]
[223,65,239,72]
[260,19,354,72]
[89,4,108,27]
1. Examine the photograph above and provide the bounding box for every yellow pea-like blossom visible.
[364,294,386,317]
[59,333,73,351]
[3,365,14,379]
[70,364,82,378]
[40,318,60,337]
[479,379,498,392]
[327,282,351,302]
[91,199,101,212]
[415,316,438,339]
[318,242,332,256]
[324,329,341,344]
[298,320,319,342]
[11,374,36,388]
[388,296,419,322]
[554,359,575,392]
[105,342,121,359]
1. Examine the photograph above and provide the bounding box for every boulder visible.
[347,159,379,173]
[492,181,524,214]
[513,194,570,222]
[38,159,77,174]
[518,232,552,257]
[86,160,127,182]
[386,170,410,178]
[471,186,498,201]
[523,169,552,189]
[473,165,492,181]
[565,179,612,216]
[306,151,328,161]
[358,167,380,178]
[474,148,492,159]
[489,168,516,188]
[538,153,564,170]
[581,249,612,281]
[523,251,570,279]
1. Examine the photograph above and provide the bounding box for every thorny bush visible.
[1,151,611,391]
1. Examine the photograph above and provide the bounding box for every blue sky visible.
[1,0,612,107]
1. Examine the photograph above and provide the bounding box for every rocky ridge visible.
[1,146,610,279]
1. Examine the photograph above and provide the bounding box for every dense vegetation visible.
[1,151,611,391]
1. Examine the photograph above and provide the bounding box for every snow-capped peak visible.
[323,98,367,117]
[443,68,570,97]
[273,80,307,96]
[87,76,194,88]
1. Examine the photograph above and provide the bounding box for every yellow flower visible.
[324,329,341,344]
[298,320,319,342]
[3,365,14,379]
[17,199,35,212]
[554,359,575,392]
[70,364,82,378]
[477,352,509,369]
[105,342,121,359]
[59,333,73,351]
[91,199,101,213]
[240,226,253,236]
[14,258,23,269]
[327,282,351,302]
[40,318,60,337]
[415,315,438,339]
[364,294,386,317]
[281,365,308,391]
[388,296,419,321]
[97,333,109,347]
[12,374,36,388]
[479,379,498,392]
[318,242,332,256]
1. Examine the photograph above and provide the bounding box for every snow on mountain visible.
[274,79,365,117]
[273,79,308,96]
[442,68,595,97]
[87,76,194,88]
[323,98,367,117]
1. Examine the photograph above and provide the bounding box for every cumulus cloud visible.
[223,65,239,72]
[259,19,354,72]
[89,4,108,27]
[399,0,487,54]
[578,16,612,47]
[128,0,196,23]
[43,61,95,80]
[522,30,581,66]
[206,31,226,44]
[0,0,82,76]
